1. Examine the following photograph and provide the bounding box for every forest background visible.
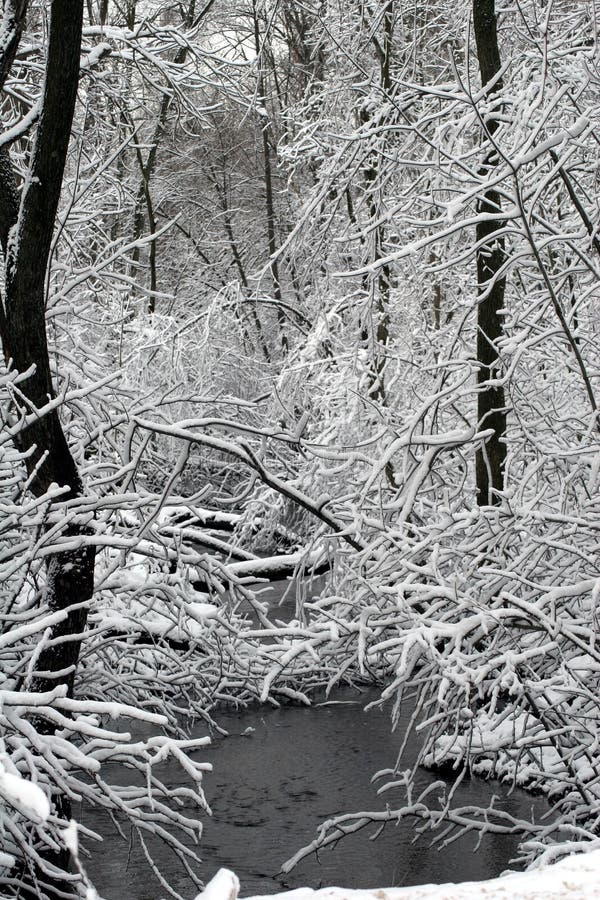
[1,0,600,897]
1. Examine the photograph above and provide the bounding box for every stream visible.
[82,577,546,899]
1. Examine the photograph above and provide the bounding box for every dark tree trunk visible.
[252,0,287,351]
[473,0,508,504]
[359,0,394,408]
[0,0,95,699]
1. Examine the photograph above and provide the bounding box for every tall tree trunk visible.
[473,0,508,504]
[0,1,94,700]
[252,0,287,351]
[358,0,394,407]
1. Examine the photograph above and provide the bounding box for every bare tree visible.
[0,1,94,699]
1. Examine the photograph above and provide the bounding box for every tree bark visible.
[473,0,508,504]
[252,0,287,351]
[357,1,394,409]
[0,0,95,699]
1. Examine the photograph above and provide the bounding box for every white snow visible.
[193,850,600,900]
[0,760,50,823]
[196,868,240,900]
[61,820,79,857]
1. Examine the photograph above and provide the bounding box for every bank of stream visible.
[82,575,547,899]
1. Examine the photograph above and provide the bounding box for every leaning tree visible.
[0,2,95,694]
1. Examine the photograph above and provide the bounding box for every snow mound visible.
[0,759,50,823]
[194,850,600,900]
[195,869,240,900]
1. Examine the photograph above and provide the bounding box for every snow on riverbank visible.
[194,850,600,900]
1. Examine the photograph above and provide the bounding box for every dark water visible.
[81,579,544,898]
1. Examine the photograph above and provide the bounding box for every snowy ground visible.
[195,850,600,900]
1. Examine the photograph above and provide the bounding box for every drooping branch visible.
[133,415,364,551]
